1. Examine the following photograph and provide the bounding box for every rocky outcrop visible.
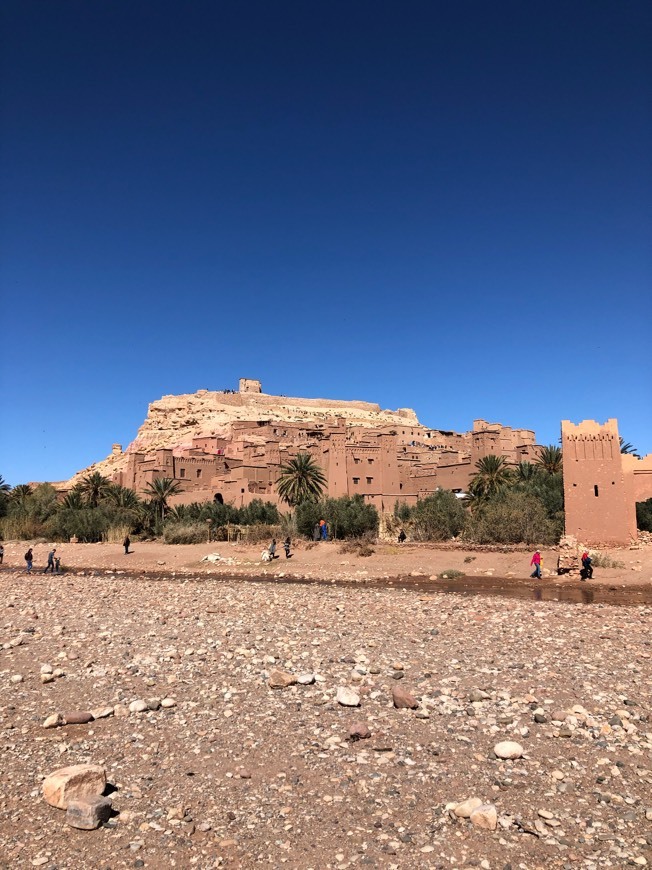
[65,385,421,487]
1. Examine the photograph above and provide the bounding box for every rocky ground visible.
[1,559,651,869]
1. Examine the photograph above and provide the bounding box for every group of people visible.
[21,547,61,574]
[531,549,594,581]
[312,519,328,541]
[266,537,292,560]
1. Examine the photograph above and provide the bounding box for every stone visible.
[297,672,316,685]
[66,795,113,830]
[63,711,94,725]
[129,699,148,713]
[349,722,371,740]
[42,764,107,810]
[161,697,177,708]
[493,740,524,760]
[392,685,419,709]
[90,705,114,719]
[41,673,55,684]
[470,803,498,830]
[268,670,297,689]
[454,797,483,818]
[336,687,360,707]
[43,713,64,729]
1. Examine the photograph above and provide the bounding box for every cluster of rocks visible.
[1,571,651,868]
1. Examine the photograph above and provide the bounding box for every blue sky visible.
[1,0,650,486]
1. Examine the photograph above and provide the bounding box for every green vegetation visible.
[468,455,513,501]
[295,494,379,540]
[276,453,327,507]
[440,569,464,580]
[395,491,465,542]
[619,437,640,457]
[535,445,563,475]
[636,498,652,532]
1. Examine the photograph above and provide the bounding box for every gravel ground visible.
[1,569,651,870]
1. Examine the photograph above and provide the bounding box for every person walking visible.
[123,535,130,555]
[580,551,593,581]
[269,538,277,559]
[398,529,406,543]
[43,548,56,573]
[530,549,542,579]
[320,520,328,541]
[54,555,61,574]
[283,537,292,559]
[24,547,33,574]
[313,523,321,542]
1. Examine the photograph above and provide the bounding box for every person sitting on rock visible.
[580,551,593,581]
[398,529,407,543]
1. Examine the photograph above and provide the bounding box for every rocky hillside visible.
[65,388,421,486]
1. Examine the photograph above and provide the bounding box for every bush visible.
[440,569,464,580]
[338,536,375,557]
[636,498,652,532]
[464,491,558,545]
[296,495,379,540]
[163,523,208,544]
[410,491,466,541]
[590,552,625,569]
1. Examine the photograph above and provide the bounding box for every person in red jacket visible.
[530,550,542,579]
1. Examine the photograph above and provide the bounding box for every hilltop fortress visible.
[68,379,652,546]
[70,378,538,512]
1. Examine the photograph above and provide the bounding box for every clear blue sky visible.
[1,1,650,486]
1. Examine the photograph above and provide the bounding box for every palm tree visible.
[468,455,514,500]
[62,489,84,510]
[0,475,10,493]
[9,484,33,512]
[106,484,142,510]
[276,453,327,507]
[78,472,112,508]
[143,477,184,522]
[619,437,640,458]
[535,445,563,475]
[516,461,539,482]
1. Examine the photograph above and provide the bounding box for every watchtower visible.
[561,419,635,545]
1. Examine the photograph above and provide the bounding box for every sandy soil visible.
[2,539,651,587]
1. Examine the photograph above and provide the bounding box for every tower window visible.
[594,485,599,497]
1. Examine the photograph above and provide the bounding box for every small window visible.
[594,485,599,497]
[196,468,202,478]
[366,477,373,484]
[353,477,360,485]
[368,458,374,464]
[354,457,360,464]
[179,468,186,478]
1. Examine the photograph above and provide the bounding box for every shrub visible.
[296,495,379,540]
[464,491,558,545]
[163,523,208,544]
[590,552,625,569]
[440,569,464,580]
[410,491,465,541]
[636,498,652,532]
[339,537,375,557]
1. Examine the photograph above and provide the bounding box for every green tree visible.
[8,484,33,513]
[143,477,184,523]
[516,461,539,482]
[535,445,563,475]
[78,472,112,508]
[465,490,558,545]
[106,484,142,511]
[0,476,10,493]
[276,453,327,507]
[469,455,514,501]
[636,498,652,532]
[410,490,466,541]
